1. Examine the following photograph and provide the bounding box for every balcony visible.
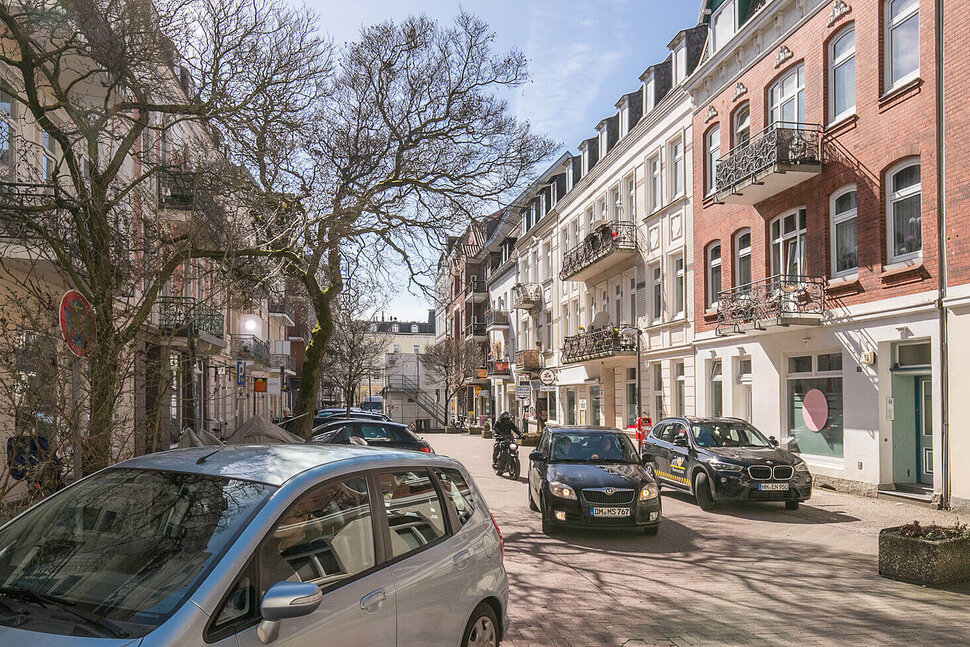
[487,359,511,376]
[485,309,510,329]
[559,222,638,283]
[269,300,295,325]
[464,366,489,385]
[512,283,542,310]
[158,170,199,213]
[715,275,826,336]
[157,296,226,342]
[465,321,487,339]
[269,352,296,373]
[562,326,636,364]
[714,122,822,205]
[515,349,541,372]
[231,334,270,365]
[465,278,487,303]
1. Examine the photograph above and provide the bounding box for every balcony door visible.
[770,209,807,280]
[769,64,804,125]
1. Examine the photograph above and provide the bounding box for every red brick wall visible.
[692,1,940,334]
[944,0,970,284]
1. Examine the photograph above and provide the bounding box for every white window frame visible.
[709,359,723,417]
[705,125,720,196]
[650,263,662,323]
[886,158,922,263]
[668,137,684,199]
[625,174,636,222]
[672,253,685,318]
[710,0,737,54]
[649,154,661,212]
[611,186,622,222]
[733,103,750,148]
[619,104,629,138]
[645,75,656,112]
[0,87,17,178]
[707,242,722,309]
[828,25,856,124]
[769,63,805,125]
[734,228,751,288]
[830,184,859,277]
[411,324,419,333]
[884,0,920,92]
[599,128,609,158]
[770,208,808,278]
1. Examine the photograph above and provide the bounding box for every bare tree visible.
[420,337,484,432]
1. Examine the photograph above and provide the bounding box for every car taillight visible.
[490,512,504,562]
[419,446,432,453]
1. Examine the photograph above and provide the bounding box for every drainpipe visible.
[935,0,950,510]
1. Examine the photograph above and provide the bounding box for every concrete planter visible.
[481,427,493,439]
[469,425,483,435]
[878,527,970,585]
[519,433,540,447]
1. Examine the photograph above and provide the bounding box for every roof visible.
[115,444,442,486]
[545,425,626,433]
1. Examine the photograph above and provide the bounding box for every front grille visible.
[748,465,794,480]
[748,465,772,480]
[773,465,794,480]
[582,488,635,505]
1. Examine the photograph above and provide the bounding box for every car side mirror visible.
[529,450,545,462]
[768,436,780,447]
[258,582,322,643]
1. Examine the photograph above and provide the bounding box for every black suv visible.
[640,417,812,511]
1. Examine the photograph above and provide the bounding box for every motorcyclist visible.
[492,411,521,469]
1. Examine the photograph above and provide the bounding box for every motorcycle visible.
[493,437,521,479]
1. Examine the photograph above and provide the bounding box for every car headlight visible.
[639,483,659,501]
[793,458,810,472]
[549,481,577,500]
[709,460,743,473]
[509,442,518,452]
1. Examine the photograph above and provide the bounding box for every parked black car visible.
[316,410,390,423]
[308,419,434,453]
[640,417,812,511]
[527,426,661,535]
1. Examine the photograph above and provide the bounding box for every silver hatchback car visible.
[0,445,509,646]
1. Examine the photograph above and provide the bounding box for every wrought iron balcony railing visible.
[465,278,487,298]
[561,326,636,364]
[465,321,487,338]
[231,334,270,365]
[485,309,510,328]
[715,274,826,336]
[487,359,511,376]
[269,352,295,372]
[515,349,541,371]
[158,170,199,210]
[559,222,638,281]
[714,122,822,203]
[269,300,295,321]
[157,296,225,340]
[512,283,542,309]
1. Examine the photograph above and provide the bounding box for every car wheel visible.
[785,500,800,510]
[643,460,656,480]
[528,484,539,511]
[643,525,659,536]
[540,493,555,535]
[461,602,499,647]
[693,471,716,511]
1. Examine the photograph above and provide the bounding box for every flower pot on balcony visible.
[878,522,970,585]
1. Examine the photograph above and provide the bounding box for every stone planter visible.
[519,433,540,447]
[469,425,483,436]
[879,527,970,585]
[481,427,493,439]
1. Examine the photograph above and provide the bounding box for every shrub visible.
[897,520,969,541]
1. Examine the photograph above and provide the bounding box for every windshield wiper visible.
[0,586,129,638]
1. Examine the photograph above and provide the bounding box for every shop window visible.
[710,360,723,417]
[817,352,843,372]
[830,186,858,276]
[787,351,844,458]
[788,355,812,374]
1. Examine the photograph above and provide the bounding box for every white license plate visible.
[591,507,629,517]
[758,483,789,491]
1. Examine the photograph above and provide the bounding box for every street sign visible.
[253,377,267,393]
[515,385,531,400]
[236,360,247,386]
[539,385,556,392]
[267,377,281,395]
[539,368,556,385]
[59,290,95,357]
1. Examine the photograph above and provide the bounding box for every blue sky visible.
[309,0,702,320]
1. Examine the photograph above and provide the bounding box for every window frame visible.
[625,174,636,222]
[672,253,686,318]
[650,263,663,324]
[770,207,808,278]
[709,359,723,417]
[884,0,920,92]
[668,137,685,199]
[371,467,455,565]
[734,228,752,288]
[886,157,922,264]
[768,63,805,126]
[706,241,722,310]
[705,124,721,196]
[648,154,662,212]
[828,25,856,124]
[733,103,750,149]
[830,184,859,277]
[710,0,737,54]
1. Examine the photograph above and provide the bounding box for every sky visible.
[307,0,702,321]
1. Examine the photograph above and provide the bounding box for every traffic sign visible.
[59,290,95,357]
[515,384,531,400]
[539,368,556,385]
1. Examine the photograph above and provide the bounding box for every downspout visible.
[935,0,950,510]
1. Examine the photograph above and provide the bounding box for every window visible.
[542,242,552,279]
[668,138,684,197]
[392,344,401,353]
[586,206,594,233]
[653,363,665,419]
[377,470,446,557]
[733,103,750,148]
[673,42,687,85]
[769,64,805,125]
[711,0,737,53]
[619,104,629,138]
[260,476,375,594]
[649,155,661,211]
[581,146,590,175]
[432,468,475,526]
[614,284,623,324]
[786,352,844,458]
[411,324,418,333]
[41,130,56,183]
[710,360,723,417]
[770,209,807,278]
[829,26,856,122]
[651,264,662,322]
[885,0,919,89]
[626,176,636,221]
[611,187,622,222]
[706,242,722,309]
[896,341,931,367]
[392,323,399,333]
[0,87,15,176]
[831,186,858,276]
[674,361,686,417]
[645,75,656,112]
[412,344,420,354]
[673,254,685,317]
[625,374,637,427]
[598,197,607,222]
[887,159,921,262]
[705,125,720,195]
[734,229,751,288]
[629,277,637,325]
[599,128,609,158]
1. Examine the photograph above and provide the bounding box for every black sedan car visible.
[308,419,434,453]
[640,417,812,511]
[528,426,661,535]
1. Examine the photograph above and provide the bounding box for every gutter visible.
[935,0,950,509]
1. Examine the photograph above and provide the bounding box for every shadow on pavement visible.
[660,489,861,524]
[506,517,703,557]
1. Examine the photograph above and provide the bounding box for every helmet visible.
[499,411,511,421]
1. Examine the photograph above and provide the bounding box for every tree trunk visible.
[84,334,120,474]
[291,290,335,439]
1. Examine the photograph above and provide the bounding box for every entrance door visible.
[916,376,933,485]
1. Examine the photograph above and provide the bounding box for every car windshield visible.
[691,420,773,448]
[0,468,273,637]
[550,432,639,463]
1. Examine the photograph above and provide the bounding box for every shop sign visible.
[267,377,281,395]
[506,383,516,394]
[475,368,488,379]
[515,384,531,400]
[59,290,96,357]
[253,377,268,393]
[493,360,510,373]
[539,385,556,392]
[802,389,828,431]
[539,368,556,385]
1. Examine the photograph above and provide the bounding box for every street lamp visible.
[620,326,643,423]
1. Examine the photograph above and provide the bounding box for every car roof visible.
[114,444,440,487]
[319,418,406,428]
[657,416,747,424]
[544,425,626,433]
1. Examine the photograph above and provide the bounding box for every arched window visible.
[705,125,720,195]
[829,26,856,123]
[769,64,804,125]
[733,103,750,148]
[734,229,751,288]
[411,324,419,333]
[706,242,722,309]
[770,208,807,278]
[830,185,858,276]
[887,158,921,262]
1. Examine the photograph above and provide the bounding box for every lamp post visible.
[621,326,643,424]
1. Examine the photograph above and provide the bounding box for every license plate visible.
[591,507,629,517]
[758,483,789,491]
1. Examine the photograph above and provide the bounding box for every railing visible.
[384,374,446,425]
[231,334,270,364]
[485,309,509,327]
[157,296,225,340]
[269,353,295,372]
[158,170,198,210]
[562,326,636,364]
[515,349,541,371]
[487,359,511,376]
[0,181,56,203]
[269,300,295,321]
[465,278,487,297]
[465,321,487,338]
[716,274,826,336]
[715,122,822,194]
[512,283,542,309]
[559,221,638,281]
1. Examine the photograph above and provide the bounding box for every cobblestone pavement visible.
[428,433,970,647]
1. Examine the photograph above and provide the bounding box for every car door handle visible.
[360,589,386,613]
[453,550,471,570]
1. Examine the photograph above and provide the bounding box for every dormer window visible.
[411,324,419,333]
[599,128,609,158]
[581,146,590,175]
[644,75,656,112]
[710,0,737,54]
[566,163,574,192]
[392,323,399,333]
[550,182,558,207]
[673,42,687,85]
[619,103,629,138]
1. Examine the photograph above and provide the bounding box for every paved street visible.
[429,433,970,647]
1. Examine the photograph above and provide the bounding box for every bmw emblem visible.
[605,488,615,496]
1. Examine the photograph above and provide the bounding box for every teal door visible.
[916,376,933,485]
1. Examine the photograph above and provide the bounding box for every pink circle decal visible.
[801,389,829,432]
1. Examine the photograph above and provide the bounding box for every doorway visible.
[891,371,933,488]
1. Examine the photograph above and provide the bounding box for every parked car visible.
[527,426,661,535]
[639,416,813,511]
[316,410,391,423]
[0,445,508,646]
[310,419,434,453]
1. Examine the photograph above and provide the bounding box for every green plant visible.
[898,520,969,541]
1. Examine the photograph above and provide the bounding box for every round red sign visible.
[801,388,829,432]
[59,290,96,357]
